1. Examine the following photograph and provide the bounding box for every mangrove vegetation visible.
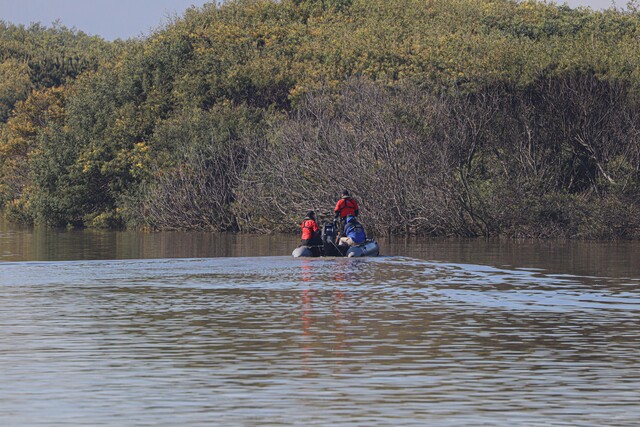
[1,0,640,238]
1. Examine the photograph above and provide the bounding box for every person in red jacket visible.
[300,210,321,249]
[334,190,359,221]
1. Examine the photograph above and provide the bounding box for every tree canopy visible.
[1,0,639,238]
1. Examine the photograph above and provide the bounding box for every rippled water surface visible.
[1,220,639,426]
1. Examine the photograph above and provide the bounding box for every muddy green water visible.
[1,219,639,426]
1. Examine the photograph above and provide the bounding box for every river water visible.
[1,219,639,426]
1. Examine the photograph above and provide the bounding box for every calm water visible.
[1,219,640,426]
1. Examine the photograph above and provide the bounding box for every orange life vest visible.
[301,219,319,240]
[334,197,359,218]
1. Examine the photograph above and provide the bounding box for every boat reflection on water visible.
[297,258,372,376]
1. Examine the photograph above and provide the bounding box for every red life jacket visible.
[334,197,359,218]
[301,219,319,240]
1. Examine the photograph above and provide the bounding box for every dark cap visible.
[342,190,350,196]
[306,210,315,218]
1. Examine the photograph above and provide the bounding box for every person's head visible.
[346,215,355,223]
[306,210,315,219]
[342,190,350,197]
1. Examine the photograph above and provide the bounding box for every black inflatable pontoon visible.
[292,221,380,258]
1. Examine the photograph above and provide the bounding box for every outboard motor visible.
[321,221,342,257]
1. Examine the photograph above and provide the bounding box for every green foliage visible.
[125,103,270,231]
[1,1,639,237]
[0,59,32,122]
[26,123,84,227]
[0,21,113,88]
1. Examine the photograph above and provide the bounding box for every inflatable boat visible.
[292,220,380,258]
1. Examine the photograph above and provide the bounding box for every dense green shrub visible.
[1,1,639,238]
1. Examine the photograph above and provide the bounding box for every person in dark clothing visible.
[300,210,322,248]
[334,190,359,221]
[339,215,366,247]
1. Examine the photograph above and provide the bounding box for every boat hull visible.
[292,220,380,258]
[292,246,314,258]
[346,239,380,257]
[292,239,379,258]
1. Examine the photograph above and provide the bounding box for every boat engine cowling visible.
[321,221,342,257]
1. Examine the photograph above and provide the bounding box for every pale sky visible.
[0,0,620,41]
[0,0,213,40]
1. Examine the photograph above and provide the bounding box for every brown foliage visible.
[235,76,640,238]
